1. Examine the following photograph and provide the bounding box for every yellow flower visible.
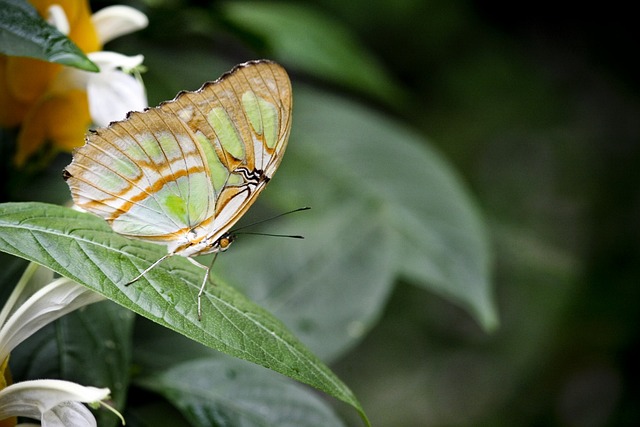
[0,0,148,168]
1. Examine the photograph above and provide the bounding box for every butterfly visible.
[63,60,293,319]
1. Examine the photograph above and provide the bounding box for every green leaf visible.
[138,356,347,427]
[0,202,369,425]
[223,87,497,348]
[0,0,98,71]
[221,1,405,107]
[291,87,495,330]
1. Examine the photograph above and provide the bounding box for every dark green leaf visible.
[58,302,134,427]
[0,0,98,71]
[293,87,495,329]
[221,2,405,107]
[0,202,369,425]
[138,355,346,427]
[0,252,28,303]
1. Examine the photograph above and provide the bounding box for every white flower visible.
[0,263,123,426]
[86,51,147,127]
[90,5,149,125]
[0,380,111,427]
[52,4,149,126]
[91,5,149,45]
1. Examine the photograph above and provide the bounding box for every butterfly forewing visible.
[158,61,292,239]
[65,60,292,255]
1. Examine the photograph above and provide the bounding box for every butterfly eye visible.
[216,234,236,251]
[219,237,230,249]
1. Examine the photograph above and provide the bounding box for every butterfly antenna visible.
[230,206,310,233]
[234,231,305,239]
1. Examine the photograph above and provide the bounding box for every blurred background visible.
[4,0,639,426]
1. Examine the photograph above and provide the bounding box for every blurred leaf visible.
[125,402,191,427]
[220,87,496,357]
[138,356,346,427]
[132,316,215,373]
[290,88,496,329]
[221,1,405,107]
[0,0,98,71]
[0,202,368,425]
[57,302,134,427]
[0,253,28,304]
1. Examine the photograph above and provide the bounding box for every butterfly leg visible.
[187,254,219,320]
[125,253,174,286]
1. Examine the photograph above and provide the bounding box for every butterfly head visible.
[214,233,236,252]
[171,230,236,257]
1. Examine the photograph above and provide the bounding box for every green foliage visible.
[0,202,367,423]
[219,86,496,363]
[0,0,515,425]
[0,0,98,70]
[220,2,406,107]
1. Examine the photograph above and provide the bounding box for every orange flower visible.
[0,1,147,168]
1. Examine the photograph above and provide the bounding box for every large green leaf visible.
[0,202,368,425]
[289,88,496,329]
[218,87,496,362]
[0,0,98,71]
[221,1,405,107]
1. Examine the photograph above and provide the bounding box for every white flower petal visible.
[0,380,109,421]
[51,51,145,95]
[48,51,148,126]
[46,5,70,35]
[92,5,148,45]
[42,401,97,427]
[88,51,145,72]
[88,68,147,126]
[0,278,105,362]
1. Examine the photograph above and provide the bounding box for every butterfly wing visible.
[64,60,292,254]
[159,60,292,245]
